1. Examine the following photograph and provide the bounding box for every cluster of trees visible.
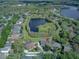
[58,51,79,59]
[0,15,19,47]
[43,53,55,59]
[7,39,24,59]
[52,19,78,44]
[43,51,79,59]
[0,4,28,15]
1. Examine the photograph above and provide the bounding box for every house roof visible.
[0,41,11,53]
[64,44,72,52]
[16,17,24,25]
[0,47,11,53]
[24,41,36,50]
[52,41,61,48]
[40,38,51,46]
[11,34,20,40]
[2,16,12,20]
[12,24,21,34]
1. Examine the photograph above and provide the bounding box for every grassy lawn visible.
[22,4,61,42]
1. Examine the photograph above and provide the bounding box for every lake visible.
[60,5,79,19]
[29,18,47,32]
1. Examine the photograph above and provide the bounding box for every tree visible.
[43,53,54,59]
[0,15,19,48]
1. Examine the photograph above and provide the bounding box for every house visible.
[10,16,23,42]
[51,41,61,50]
[24,12,29,16]
[24,41,36,50]
[0,47,11,56]
[39,38,61,51]
[2,15,12,20]
[11,34,21,41]
[16,17,24,25]
[11,24,21,40]
[0,41,11,56]
[64,44,72,52]
[12,24,21,34]
[39,38,52,47]
[39,39,47,47]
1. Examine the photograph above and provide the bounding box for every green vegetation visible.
[22,4,79,49]
[0,3,79,59]
[7,39,24,59]
[43,53,54,59]
[43,51,79,59]
[0,15,19,47]
[59,51,79,59]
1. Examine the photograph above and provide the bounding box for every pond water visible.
[29,18,47,32]
[60,5,79,19]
